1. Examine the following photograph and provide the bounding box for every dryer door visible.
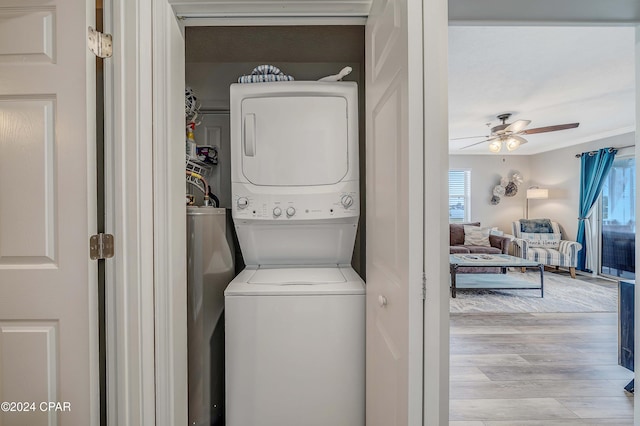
[241,96,349,186]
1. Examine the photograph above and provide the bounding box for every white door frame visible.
[147,2,449,425]
[634,24,639,423]
[422,0,451,422]
[103,0,157,425]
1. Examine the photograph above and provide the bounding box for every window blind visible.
[448,170,470,223]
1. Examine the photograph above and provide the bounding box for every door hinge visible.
[88,26,112,58]
[422,272,426,300]
[90,233,114,260]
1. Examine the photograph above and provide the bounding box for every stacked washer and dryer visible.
[225,81,365,426]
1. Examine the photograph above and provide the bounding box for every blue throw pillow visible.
[520,219,553,233]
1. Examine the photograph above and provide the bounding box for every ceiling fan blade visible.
[512,135,527,145]
[521,123,579,135]
[449,135,489,141]
[460,138,493,149]
[504,119,531,134]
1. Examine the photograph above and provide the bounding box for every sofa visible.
[449,222,512,273]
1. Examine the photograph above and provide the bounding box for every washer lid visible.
[225,266,365,296]
[248,267,346,284]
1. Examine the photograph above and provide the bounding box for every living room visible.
[447,25,636,423]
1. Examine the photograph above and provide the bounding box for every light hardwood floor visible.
[450,311,634,425]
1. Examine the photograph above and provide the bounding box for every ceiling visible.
[448,26,636,155]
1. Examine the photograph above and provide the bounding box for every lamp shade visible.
[488,140,502,153]
[505,137,520,151]
[526,188,548,199]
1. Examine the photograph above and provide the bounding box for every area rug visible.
[449,271,618,313]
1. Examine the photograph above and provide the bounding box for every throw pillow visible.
[521,232,561,249]
[450,222,481,246]
[463,225,491,247]
[520,218,554,233]
[490,227,504,236]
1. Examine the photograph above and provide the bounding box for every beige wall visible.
[450,131,636,237]
[449,154,531,234]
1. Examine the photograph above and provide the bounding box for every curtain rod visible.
[574,144,635,158]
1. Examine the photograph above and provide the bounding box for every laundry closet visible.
[157,0,436,423]
[184,25,367,425]
[186,26,366,270]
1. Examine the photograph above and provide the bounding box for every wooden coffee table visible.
[449,254,544,298]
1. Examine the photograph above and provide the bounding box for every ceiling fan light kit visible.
[506,137,521,151]
[458,113,580,153]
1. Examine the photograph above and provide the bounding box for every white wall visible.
[529,132,635,239]
[450,131,636,238]
[449,154,530,233]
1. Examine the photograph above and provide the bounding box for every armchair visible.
[511,219,582,278]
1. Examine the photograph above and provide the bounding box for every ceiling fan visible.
[455,113,580,153]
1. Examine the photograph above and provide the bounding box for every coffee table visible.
[449,254,544,298]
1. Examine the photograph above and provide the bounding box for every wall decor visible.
[490,172,523,204]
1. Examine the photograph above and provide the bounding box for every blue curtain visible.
[577,147,617,271]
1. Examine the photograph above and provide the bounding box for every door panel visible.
[0,8,55,63]
[0,0,97,425]
[0,98,56,265]
[366,0,424,424]
[0,322,58,425]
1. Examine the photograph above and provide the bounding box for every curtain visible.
[577,147,617,271]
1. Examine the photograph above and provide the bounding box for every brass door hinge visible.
[90,233,114,260]
[88,26,113,58]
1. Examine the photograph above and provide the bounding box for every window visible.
[600,156,635,278]
[449,170,470,223]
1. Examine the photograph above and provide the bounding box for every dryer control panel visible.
[233,186,359,221]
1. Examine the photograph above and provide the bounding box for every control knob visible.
[237,197,249,209]
[273,207,282,217]
[286,207,296,217]
[341,195,354,209]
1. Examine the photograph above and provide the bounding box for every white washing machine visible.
[225,81,365,426]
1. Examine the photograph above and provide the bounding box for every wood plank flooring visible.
[450,311,634,425]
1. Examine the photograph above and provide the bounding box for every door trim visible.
[634,24,639,422]
[104,0,157,425]
[422,0,450,424]
[151,2,448,426]
[151,1,188,426]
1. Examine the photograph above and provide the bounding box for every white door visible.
[365,0,425,424]
[0,1,98,425]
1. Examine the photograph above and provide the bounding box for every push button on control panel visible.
[286,207,296,217]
